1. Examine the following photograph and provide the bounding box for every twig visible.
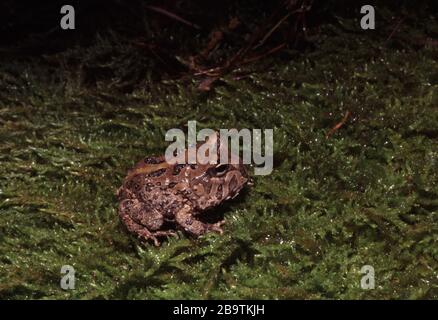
[242,43,286,65]
[145,5,200,30]
[254,12,293,49]
[326,111,351,139]
[385,17,405,43]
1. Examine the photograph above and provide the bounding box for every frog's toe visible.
[207,220,225,234]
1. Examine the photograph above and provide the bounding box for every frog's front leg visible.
[175,204,224,236]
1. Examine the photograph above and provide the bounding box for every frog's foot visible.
[120,214,178,246]
[138,230,179,246]
[137,229,161,246]
[152,230,179,239]
[207,220,225,235]
[137,229,180,246]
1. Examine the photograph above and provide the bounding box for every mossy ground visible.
[0,10,437,299]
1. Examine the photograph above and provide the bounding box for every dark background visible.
[1,1,436,50]
[0,0,437,300]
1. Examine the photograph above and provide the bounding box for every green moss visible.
[1,12,437,299]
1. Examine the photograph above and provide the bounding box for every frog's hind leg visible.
[119,208,160,246]
[118,199,177,246]
[175,204,225,237]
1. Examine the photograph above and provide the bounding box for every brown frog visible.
[116,132,248,246]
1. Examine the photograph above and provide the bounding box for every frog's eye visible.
[213,164,230,176]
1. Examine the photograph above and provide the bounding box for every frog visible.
[116,132,249,246]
